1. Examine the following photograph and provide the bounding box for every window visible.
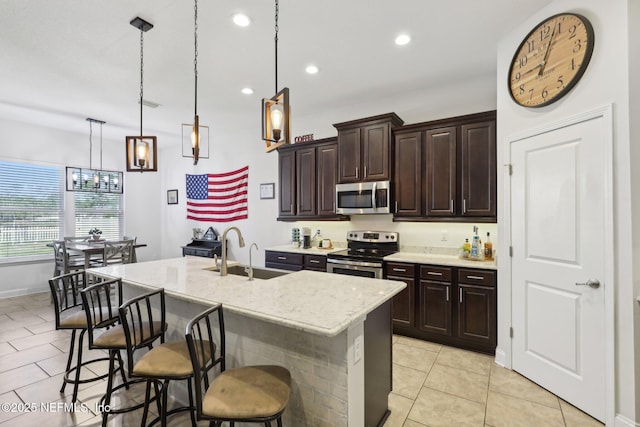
[74,192,124,241]
[0,160,63,260]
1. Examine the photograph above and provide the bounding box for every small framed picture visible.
[260,183,275,199]
[167,189,178,205]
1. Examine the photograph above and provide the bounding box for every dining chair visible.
[52,240,85,277]
[186,304,291,427]
[101,239,134,266]
[123,235,137,244]
[48,271,112,403]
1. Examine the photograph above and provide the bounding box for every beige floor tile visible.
[14,373,68,404]
[0,326,34,343]
[0,391,23,424]
[2,400,96,427]
[9,329,70,351]
[36,352,75,376]
[402,420,429,427]
[424,363,489,404]
[0,363,49,395]
[435,346,493,376]
[485,390,564,427]
[408,387,485,427]
[393,342,438,373]
[4,310,48,323]
[489,364,560,409]
[0,343,62,373]
[25,321,58,335]
[396,335,442,353]
[392,363,428,400]
[0,342,16,357]
[559,399,604,427]
[384,392,414,427]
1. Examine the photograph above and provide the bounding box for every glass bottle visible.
[484,232,493,260]
[312,229,323,248]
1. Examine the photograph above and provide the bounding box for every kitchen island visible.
[87,256,405,427]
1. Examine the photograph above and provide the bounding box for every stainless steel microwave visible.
[335,181,391,215]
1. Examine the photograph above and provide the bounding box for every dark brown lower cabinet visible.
[388,261,497,354]
[265,250,328,272]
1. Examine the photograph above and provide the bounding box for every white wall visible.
[0,117,162,295]
[496,0,637,423]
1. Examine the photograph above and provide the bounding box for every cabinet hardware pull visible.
[393,268,406,272]
[446,286,450,301]
[463,199,467,214]
[364,165,367,177]
[467,275,484,280]
[309,259,320,264]
[459,288,463,303]
[450,199,454,213]
[395,201,398,214]
[290,204,293,213]
[355,167,359,178]
[277,256,287,260]
[427,271,443,276]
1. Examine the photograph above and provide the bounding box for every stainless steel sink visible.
[225,265,290,280]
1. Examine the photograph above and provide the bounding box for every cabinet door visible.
[317,142,338,216]
[362,123,390,181]
[418,280,452,336]
[426,126,457,216]
[457,283,496,345]
[394,132,422,216]
[278,150,296,217]
[461,121,496,217]
[295,147,316,216]
[388,275,415,327]
[338,128,361,183]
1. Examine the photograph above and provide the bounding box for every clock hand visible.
[539,24,557,76]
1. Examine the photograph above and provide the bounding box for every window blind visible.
[74,192,123,241]
[0,160,64,259]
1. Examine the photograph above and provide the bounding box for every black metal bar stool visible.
[48,271,113,403]
[81,278,164,427]
[119,288,197,427]
[186,304,291,427]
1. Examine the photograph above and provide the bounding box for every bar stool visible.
[48,271,112,403]
[81,278,163,427]
[119,289,196,427]
[186,304,291,427]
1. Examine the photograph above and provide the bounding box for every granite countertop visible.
[265,244,344,255]
[87,256,405,337]
[384,251,497,270]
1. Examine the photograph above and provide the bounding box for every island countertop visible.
[87,256,405,337]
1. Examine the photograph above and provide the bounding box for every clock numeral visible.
[519,55,528,68]
[514,72,521,82]
[573,39,582,53]
[539,24,552,42]
[519,84,525,95]
[528,88,535,101]
[541,87,549,100]
[527,40,535,52]
[570,58,576,70]
[568,24,577,39]
[557,75,564,88]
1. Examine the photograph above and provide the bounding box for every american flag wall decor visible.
[186,166,249,222]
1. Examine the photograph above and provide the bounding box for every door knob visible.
[575,279,600,289]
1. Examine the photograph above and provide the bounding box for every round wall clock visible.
[508,12,594,108]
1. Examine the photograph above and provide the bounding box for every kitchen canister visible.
[291,227,300,247]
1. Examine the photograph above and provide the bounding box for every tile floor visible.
[0,292,604,427]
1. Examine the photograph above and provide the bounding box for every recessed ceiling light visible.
[232,13,251,27]
[241,87,254,95]
[305,65,319,74]
[395,34,411,46]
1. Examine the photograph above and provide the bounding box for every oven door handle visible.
[327,258,383,268]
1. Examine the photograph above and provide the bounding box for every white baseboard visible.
[494,347,507,368]
[616,414,639,427]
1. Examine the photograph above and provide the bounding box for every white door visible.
[510,112,609,422]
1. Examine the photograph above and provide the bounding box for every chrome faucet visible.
[247,243,259,281]
[220,226,245,276]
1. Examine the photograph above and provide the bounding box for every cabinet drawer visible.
[419,265,452,282]
[386,262,415,278]
[265,251,303,266]
[458,269,495,286]
[304,254,327,270]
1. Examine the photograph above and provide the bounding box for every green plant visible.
[88,228,102,236]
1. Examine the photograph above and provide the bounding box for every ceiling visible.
[0,0,553,144]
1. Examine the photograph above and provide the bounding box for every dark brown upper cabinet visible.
[334,113,404,183]
[392,111,496,222]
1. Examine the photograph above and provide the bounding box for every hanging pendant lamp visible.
[261,0,290,152]
[182,0,209,165]
[66,118,124,194]
[126,16,158,172]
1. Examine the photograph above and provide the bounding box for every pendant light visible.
[261,0,290,152]
[126,16,158,172]
[182,0,209,165]
[66,118,124,194]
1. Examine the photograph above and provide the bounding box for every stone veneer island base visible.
[88,256,405,427]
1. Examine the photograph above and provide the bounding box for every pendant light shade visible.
[66,118,124,194]
[126,16,158,172]
[261,0,291,152]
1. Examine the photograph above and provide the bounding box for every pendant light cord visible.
[89,120,93,170]
[274,0,279,94]
[139,28,144,136]
[194,0,198,116]
[99,121,103,171]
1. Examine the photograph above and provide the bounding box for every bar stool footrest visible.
[98,378,163,415]
[147,405,196,427]
[63,356,112,387]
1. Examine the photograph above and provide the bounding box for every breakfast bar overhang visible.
[88,255,406,426]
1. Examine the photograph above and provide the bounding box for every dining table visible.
[50,239,147,269]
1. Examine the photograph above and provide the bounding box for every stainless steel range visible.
[327,230,399,279]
